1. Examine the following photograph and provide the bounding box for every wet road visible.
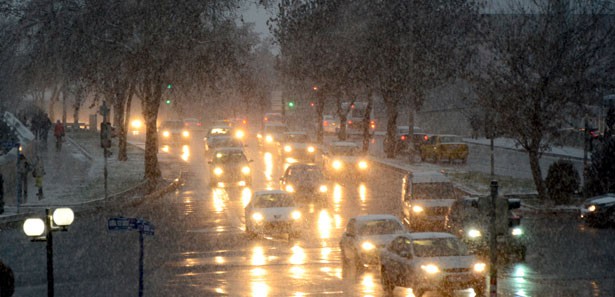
[1,133,614,296]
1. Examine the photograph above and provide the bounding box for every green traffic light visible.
[167,84,172,89]
[165,99,171,104]
[288,101,295,108]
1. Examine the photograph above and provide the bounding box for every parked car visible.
[279,163,329,202]
[244,190,303,238]
[419,134,469,163]
[339,214,408,269]
[401,171,458,231]
[580,193,615,228]
[379,232,487,297]
[383,126,425,153]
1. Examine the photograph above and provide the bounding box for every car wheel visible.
[380,266,395,293]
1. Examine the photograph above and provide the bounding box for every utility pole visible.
[489,180,498,297]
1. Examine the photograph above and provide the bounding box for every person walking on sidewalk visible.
[16,154,31,204]
[32,155,46,199]
[54,120,65,152]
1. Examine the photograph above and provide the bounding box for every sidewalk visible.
[0,130,146,222]
[462,137,586,160]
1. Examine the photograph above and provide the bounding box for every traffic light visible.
[167,83,172,89]
[310,102,315,107]
[288,101,295,108]
[165,99,171,105]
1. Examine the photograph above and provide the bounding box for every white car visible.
[322,115,338,134]
[379,232,487,297]
[339,214,408,268]
[322,141,369,177]
[245,190,303,237]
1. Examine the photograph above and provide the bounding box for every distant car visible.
[322,141,369,177]
[379,232,487,297]
[204,135,244,153]
[208,147,252,188]
[322,115,338,134]
[419,134,469,163]
[277,132,317,162]
[263,112,285,125]
[401,171,458,231]
[206,126,232,138]
[257,123,288,149]
[129,118,144,136]
[158,120,191,146]
[183,118,203,130]
[279,163,329,201]
[244,190,303,237]
[339,215,408,269]
[384,126,424,153]
[580,193,615,228]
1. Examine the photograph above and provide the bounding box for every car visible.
[401,171,458,231]
[419,134,469,163]
[322,141,369,177]
[244,190,303,237]
[383,126,424,153]
[580,193,615,228]
[322,115,338,134]
[339,214,408,269]
[279,163,329,201]
[277,132,317,162]
[379,232,487,297]
[208,147,252,188]
[204,135,244,153]
[158,120,191,146]
[263,112,285,125]
[129,118,144,136]
[257,122,288,149]
[183,118,203,130]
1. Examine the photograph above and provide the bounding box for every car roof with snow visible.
[408,232,457,240]
[353,214,402,223]
[585,193,615,205]
[330,141,358,147]
[253,189,288,196]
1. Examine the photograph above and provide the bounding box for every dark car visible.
[208,147,252,188]
[279,163,329,201]
[277,132,317,162]
[158,120,191,146]
[580,193,615,228]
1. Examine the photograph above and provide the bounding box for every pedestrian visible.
[16,154,31,204]
[42,114,52,144]
[53,120,65,152]
[0,260,15,297]
[32,156,45,200]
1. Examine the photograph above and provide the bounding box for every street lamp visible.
[23,208,75,297]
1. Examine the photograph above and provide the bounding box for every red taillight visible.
[423,135,429,141]
[324,121,329,126]
[264,117,268,122]
[243,120,247,124]
[401,135,407,140]
[197,123,202,126]
[348,120,352,124]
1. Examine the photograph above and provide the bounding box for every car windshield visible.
[412,237,468,257]
[213,151,246,163]
[357,219,404,236]
[210,137,240,147]
[209,128,231,136]
[253,194,295,208]
[161,121,184,129]
[293,167,324,179]
[284,134,309,142]
[329,145,360,156]
[265,125,287,134]
[413,183,456,199]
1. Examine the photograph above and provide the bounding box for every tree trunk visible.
[528,148,546,200]
[61,87,68,125]
[407,103,416,163]
[120,84,135,162]
[336,96,348,141]
[142,76,163,189]
[383,91,399,158]
[48,85,60,121]
[316,89,325,144]
[362,90,374,153]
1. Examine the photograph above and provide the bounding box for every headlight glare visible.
[588,205,596,212]
[319,185,328,193]
[474,263,487,273]
[265,135,273,143]
[421,264,440,274]
[468,229,482,238]
[412,205,424,213]
[241,166,251,175]
[284,145,292,152]
[511,227,523,236]
[291,210,301,220]
[182,131,190,137]
[213,167,223,176]
[285,185,295,193]
[162,131,170,137]
[307,146,315,153]
[358,161,368,169]
[252,213,263,222]
[361,241,376,251]
[332,160,342,170]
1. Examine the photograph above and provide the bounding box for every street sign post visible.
[107,217,154,297]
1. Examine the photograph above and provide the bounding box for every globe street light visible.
[23,208,75,297]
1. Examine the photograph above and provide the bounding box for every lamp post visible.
[23,208,75,297]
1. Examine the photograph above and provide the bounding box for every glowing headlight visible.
[361,241,376,251]
[412,205,424,213]
[332,160,343,170]
[235,130,245,139]
[162,131,170,137]
[241,166,251,175]
[588,205,596,212]
[358,161,368,169]
[252,212,263,222]
[285,185,295,193]
[131,120,142,129]
[511,227,523,236]
[319,185,328,193]
[468,229,482,238]
[265,135,273,143]
[291,210,302,220]
[474,263,487,273]
[307,146,315,153]
[421,264,440,274]
[257,133,262,139]
[182,130,190,137]
[213,167,223,176]
[284,145,292,152]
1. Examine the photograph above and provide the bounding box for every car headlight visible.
[358,161,368,169]
[319,185,328,193]
[421,264,440,274]
[291,210,302,220]
[412,205,424,213]
[162,131,170,137]
[265,135,273,143]
[213,167,223,176]
[284,145,292,152]
[511,227,523,236]
[285,184,295,193]
[257,133,262,139]
[468,229,482,238]
[332,160,343,170]
[182,130,190,137]
[235,130,245,139]
[588,205,596,212]
[131,120,142,129]
[307,146,315,153]
[241,166,251,175]
[252,212,263,222]
[473,263,487,273]
[361,241,376,251]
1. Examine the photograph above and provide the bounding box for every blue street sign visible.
[108,217,138,231]
[137,219,155,236]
